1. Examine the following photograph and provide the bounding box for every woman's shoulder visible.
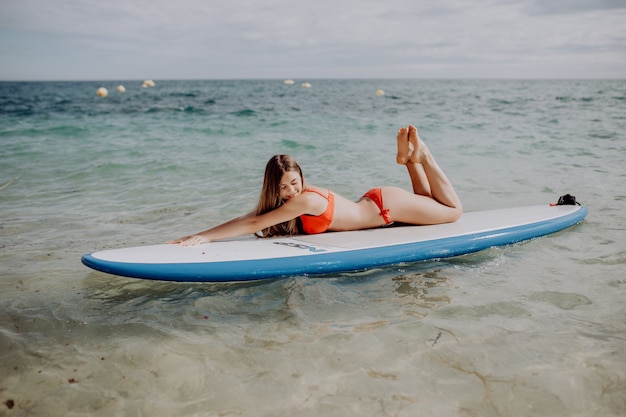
[289,186,329,215]
[303,186,331,198]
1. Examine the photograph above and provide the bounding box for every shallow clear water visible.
[1,79,625,416]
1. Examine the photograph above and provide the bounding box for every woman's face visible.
[278,170,303,201]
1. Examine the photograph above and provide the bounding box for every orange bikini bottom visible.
[362,188,392,224]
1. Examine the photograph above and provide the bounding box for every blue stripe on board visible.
[81,206,587,282]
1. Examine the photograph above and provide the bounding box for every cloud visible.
[0,0,625,79]
[524,0,626,15]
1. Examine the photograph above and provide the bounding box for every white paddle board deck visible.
[82,204,587,282]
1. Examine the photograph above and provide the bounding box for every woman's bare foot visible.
[408,125,427,163]
[396,127,411,164]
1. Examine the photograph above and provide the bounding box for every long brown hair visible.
[255,154,305,237]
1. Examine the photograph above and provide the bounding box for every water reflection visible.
[392,269,453,318]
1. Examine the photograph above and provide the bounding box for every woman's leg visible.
[387,126,462,224]
[398,127,431,196]
[406,159,432,197]
[408,125,461,210]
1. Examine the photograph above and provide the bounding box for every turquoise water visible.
[1,79,625,416]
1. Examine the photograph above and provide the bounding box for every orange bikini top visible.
[299,188,335,234]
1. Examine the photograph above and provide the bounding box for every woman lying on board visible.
[168,125,462,246]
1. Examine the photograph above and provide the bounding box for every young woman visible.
[168,125,462,246]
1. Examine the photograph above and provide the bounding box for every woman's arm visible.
[167,196,310,246]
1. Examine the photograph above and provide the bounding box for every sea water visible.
[1,79,625,416]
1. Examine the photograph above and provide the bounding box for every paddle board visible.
[82,204,587,282]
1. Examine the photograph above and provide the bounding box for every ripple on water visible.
[528,291,592,310]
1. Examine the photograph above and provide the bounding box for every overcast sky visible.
[1,0,625,80]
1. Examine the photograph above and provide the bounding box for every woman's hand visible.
[166,234,211,246]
